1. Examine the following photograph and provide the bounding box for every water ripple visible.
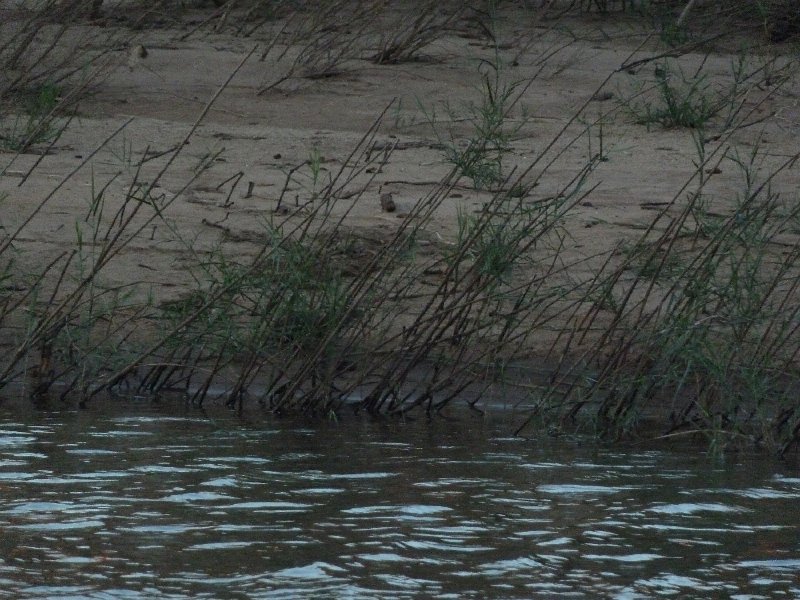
[0,409,796,599]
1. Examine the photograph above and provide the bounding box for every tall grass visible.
[0,1,134,156]
[1,0,799,455]
[514,127,800,453]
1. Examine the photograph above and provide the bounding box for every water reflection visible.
[0,407,798,598]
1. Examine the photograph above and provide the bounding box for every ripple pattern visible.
[0,411,798,598]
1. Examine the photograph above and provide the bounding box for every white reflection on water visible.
[0,408,798,599]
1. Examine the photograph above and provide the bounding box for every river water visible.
[0,404,798,599]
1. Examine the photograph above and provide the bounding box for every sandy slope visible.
[2,4,799,348]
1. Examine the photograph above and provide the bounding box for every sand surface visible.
[2,3,799,359]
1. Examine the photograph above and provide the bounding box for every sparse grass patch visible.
[371,0,465,64]
[621,60,722,130]
[422,60,531,190]
[0,83,64,152]
[1,0,119,97]
[256,0,380,93]
[0,0,131,157]
[619,49,794,133]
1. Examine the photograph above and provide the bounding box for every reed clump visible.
[520,135,800,455]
